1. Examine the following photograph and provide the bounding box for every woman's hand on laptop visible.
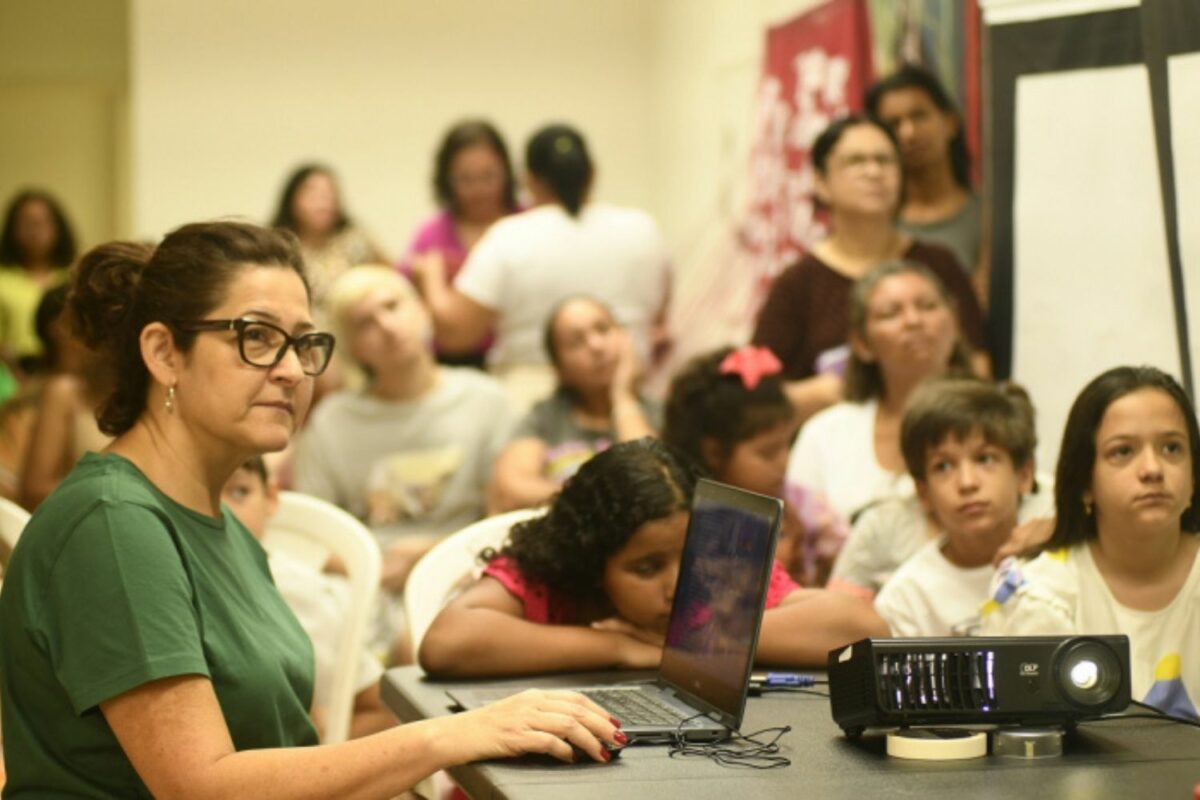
[591,617,664,668]
[446,689,624,763]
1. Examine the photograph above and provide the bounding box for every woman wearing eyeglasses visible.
[751,114,988,425]
[0,222,623,798]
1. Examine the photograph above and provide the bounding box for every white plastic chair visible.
[262,491,381,744]
[0,496,31,571]
[405,507,544,660]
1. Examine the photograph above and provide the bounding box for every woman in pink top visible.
[419,438,887,677]
[401,120,520,367]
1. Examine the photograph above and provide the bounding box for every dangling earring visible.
[1083,498,1093,516]
[165,384,176,415]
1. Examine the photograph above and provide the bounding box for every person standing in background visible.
[272,164,386,317]
[401,120,521,369]
[0,190,78,375]
[414,123,672,410]
[866,65,989,309]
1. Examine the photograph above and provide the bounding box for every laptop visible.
[447,478,783,742]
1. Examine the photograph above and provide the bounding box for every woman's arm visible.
[410,251,496,354]
[101,675,622,800]
[18,374,77,510]
[755,588,890,667]
[489,438,559,514]
[419,577,661,677]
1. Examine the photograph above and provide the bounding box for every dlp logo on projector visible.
[1019,663,1040,677]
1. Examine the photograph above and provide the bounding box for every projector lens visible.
[1070,660,1099,690]
[1055,641,1121,708]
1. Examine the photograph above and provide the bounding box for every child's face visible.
[1087,388,1193,537]
[602,510,688,633]
[221,467,278,539]
[918,428,1032,542]
[714,419,796,498]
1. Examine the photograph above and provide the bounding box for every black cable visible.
[1079,701,1200,731]
[664,712,792,769]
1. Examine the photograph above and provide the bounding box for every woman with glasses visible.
[399,119,521,368]
[0,221,622,798]
[751,114,987,425]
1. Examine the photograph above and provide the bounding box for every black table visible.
[382,666,1200,800]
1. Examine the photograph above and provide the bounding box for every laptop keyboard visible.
[582,688,691,727]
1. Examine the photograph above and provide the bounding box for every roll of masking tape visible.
[886,728,988,760]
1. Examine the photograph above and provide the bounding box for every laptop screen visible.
[658,479,782,728]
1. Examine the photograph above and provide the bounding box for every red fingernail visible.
[610,716,622,728]
[614,730,629,745]
[601,747,612,762]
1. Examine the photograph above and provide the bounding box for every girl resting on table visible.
[419,438,888,677]
[982,365,1200,719]
[0,221,622,799]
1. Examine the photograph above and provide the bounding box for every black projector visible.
[828,635,1131,737]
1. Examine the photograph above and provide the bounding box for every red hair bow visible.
[718,346,782,390]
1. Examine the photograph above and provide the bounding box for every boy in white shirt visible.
[875,379,1035,636]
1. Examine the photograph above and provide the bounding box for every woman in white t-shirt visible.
[413,124,671,408]
[785,260,975,527]
[982,366,1200,719]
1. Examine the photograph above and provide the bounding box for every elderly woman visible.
[786,260,977,529]
[0,222,621,798]
[489,295,656,512]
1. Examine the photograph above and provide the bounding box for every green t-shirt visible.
[0,452,317,798]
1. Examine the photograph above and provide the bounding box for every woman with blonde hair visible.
[294,264,513,661]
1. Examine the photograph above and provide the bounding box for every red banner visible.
[740,0,874,296]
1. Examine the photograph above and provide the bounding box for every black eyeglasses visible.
[172,318,336,376]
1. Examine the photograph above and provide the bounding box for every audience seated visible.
[418,438,888,677]
[866,65,988,307]
[17,286,110,510]
[413,123,672,409]
[662,345,845,586]
[750,114,986,423]
[871,379,1035,636]
[982,366,1200,720]
[489,296,656,513]
[221,457,393,738]
[0,190,77,375]
[400,119,521,368]
[292,265,513,661]
[786,260,975,531]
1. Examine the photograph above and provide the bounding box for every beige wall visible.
[0,0,127,251]
[130,0,661,257]
[129,0,826,267]
[5,0,825,307]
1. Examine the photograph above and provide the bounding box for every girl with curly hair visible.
[418,438,887,677]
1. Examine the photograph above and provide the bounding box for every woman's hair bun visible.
[68,241,153,352]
